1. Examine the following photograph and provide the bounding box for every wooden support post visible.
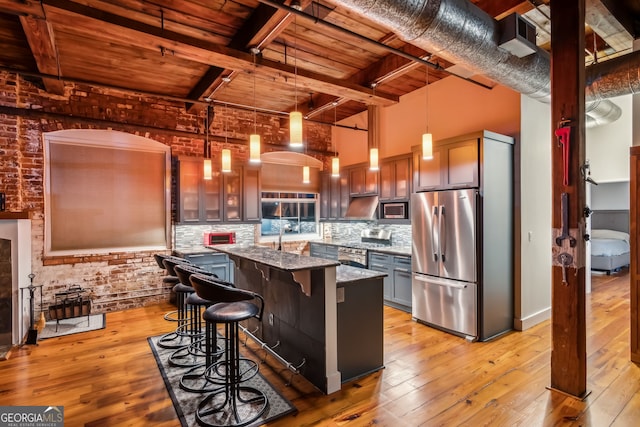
[549,0,588,398]
[630,146,640,363]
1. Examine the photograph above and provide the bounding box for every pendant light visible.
[221,103,231,173]
[249,48,261,163]
[422,64,433,160]
[368,99,379,171]
[289,15,304,148]
[331,101,340,177]
[203,105,212,180]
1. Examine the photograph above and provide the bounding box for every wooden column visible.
[549,0,588,398]
[630,146,640,363]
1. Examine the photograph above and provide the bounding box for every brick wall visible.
[0,71,332,314]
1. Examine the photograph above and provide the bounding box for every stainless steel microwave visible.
[382,202,407,219]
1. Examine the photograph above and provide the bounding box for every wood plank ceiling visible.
[0,0,637,124]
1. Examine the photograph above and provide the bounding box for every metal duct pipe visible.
[335,0,622,127]
[586,50,640,100]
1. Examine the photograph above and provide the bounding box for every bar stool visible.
[154,253,181,321]
[179,274,236,394]
[157,257,196,350]
[190,273,268,427]
[169,264,217,368]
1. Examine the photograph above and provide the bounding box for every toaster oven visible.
[203,231,236,245]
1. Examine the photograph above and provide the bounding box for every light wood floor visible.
[1,270,638,426]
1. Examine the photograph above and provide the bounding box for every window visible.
[260,192,319,239]
[44,130,171,256]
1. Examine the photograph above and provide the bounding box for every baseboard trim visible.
[514,307,551,331]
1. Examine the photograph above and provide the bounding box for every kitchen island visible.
[208,244,385,394]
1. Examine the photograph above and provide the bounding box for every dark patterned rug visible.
[148,335,297,427]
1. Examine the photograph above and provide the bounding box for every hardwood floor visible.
[1,270,638,426]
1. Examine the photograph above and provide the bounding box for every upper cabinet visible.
[379,154,411,201]
[412,130,514,192]
[413,137,479,191]
[320,171,349,220]
[348,163,378,196]
[177,157,261,224]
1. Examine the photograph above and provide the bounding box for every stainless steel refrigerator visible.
[411,132,514,341]
[412,189,479,339]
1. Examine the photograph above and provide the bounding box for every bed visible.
[590,210,630,275]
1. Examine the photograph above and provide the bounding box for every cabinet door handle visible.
[394,268,410,273]
[370,263,387,269]
[186,254,205,258]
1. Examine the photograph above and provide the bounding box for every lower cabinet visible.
[368,251,412,312]
[179,251,235,283]
[309,242,339,261]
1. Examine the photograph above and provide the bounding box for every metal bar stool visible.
[190,273,268,427]
[154,253,181,322]
[157,256,196,350]
[169,264,218,368]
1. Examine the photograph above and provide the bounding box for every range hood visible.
[344,195,379,220]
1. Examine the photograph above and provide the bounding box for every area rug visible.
[39,314,106,339]
[148,335,297,427]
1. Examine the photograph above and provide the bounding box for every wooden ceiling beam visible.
[8,0,397,106]
[18,15,65,94]
[184,1,304,113]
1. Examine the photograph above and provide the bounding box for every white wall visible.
[517,96,552,330]
[587,94,632,183]
[591,181,630,210]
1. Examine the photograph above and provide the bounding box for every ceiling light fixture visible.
[249,48,261,164]
[222,103,232,173]
[332,101,340,178]
[369,86,379,172]
[422,64,433,160]
[203,104,212,180]
[289,14,304,149]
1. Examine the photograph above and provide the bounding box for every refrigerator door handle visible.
[413,274,468,289]
[440,205,446,263]
[432,205,439,262]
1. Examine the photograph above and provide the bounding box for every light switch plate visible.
[336,287,345,303]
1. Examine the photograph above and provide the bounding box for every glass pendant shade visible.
[302,165,310,184]
[289,111,303,148]
[203,158,212,180]
[369,147,379,171]
[331,157,340,177]
[422,133,433,160]
[221,149,232,173]
[249,134,261,163]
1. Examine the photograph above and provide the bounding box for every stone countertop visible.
[313,239,412,257]
[336,264,386,284]
[208,244,340,272]
[366,246,412,256]
[173,247,213,256]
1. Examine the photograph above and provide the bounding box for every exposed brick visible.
[1,70,332,313]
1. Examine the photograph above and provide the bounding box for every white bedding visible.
[591,229,630,257]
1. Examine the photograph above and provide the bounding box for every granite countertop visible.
[209,244,340,272]
[314,239,412,257]
[366,246,412,256]
[336,264,386,284]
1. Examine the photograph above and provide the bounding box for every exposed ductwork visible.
[335,0,626,127]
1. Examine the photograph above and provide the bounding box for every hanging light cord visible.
[294,15,298,111]
[425,65,429,134]
[253,55,258,133]
[333,102,338,156]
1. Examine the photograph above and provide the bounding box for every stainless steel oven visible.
[337,246,367,268]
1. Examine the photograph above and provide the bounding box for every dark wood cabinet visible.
[379,154,411,201]
[413,137,479,191]
[348,163,378,196]
[320,171,349,220]
[177,157,260,223]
